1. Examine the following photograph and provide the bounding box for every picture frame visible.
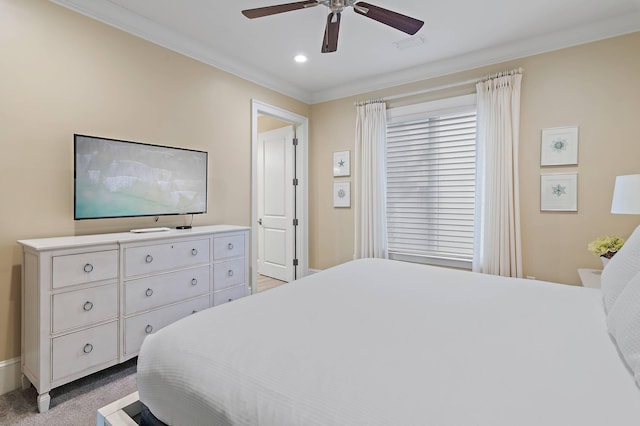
[333,181,351,208]
[333,150,350,177]
[540,173,578,212]
[540,126,579,166]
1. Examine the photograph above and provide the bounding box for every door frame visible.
[251,99,309,293]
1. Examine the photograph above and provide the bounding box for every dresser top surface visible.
[18,225,249,251]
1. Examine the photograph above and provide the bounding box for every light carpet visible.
[0,358,137,426]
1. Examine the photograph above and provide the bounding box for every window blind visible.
[386,108,477,267]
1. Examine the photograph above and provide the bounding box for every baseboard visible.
[0,357,21,396]
[308,268,321,275]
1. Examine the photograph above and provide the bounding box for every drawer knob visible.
[227,243,234,250]
[228,269,234,277]
[83,263,94,273]
[83,301,94,311]
[145,288,154,297]
[192,310,198,314]
[145,255,153,263]
[191,278,198,286]
[145,324,153,334]
[191,248,198,256]
[228,298,233,302]
[83,343,93,354]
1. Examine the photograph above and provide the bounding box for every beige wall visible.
[0,0,309,362]
[258,116,291,133]
[309,32,640,283]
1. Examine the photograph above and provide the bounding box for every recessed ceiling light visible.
[294,54,308,63]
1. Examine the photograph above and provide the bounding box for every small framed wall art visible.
[540,173,578,212]
[540,126,579,166]
[333,150,350,177]
[333,181,351,208]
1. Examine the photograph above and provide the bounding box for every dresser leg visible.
[37,393,51,413]
[21,374,31,390]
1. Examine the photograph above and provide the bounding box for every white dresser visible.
[18,225,249,412]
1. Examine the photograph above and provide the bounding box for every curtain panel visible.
[354,101,388,259]
[473,71,523,277]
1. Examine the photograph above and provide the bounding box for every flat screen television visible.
[74,134,208,220]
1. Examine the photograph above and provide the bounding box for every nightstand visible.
[578,268,602,289]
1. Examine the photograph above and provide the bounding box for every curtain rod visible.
[356,67,524,104]
[382,78,479,101]
[354,98,385,106]
[480,67,523,82]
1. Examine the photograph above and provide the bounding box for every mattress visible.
[137,258,640,425]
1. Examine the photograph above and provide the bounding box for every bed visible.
[132,232,640,425]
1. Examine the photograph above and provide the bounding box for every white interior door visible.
[257,126,295,282]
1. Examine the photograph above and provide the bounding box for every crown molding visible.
[309,12,640,103]
[49,0,314,103]
[50,1,640,105]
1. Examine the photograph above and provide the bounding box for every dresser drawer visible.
[213,258,245,291]
[124,295,209,356]
[123,239,210,278]
[52,284,118,333]
[213,234,245,260]
[213,285,248,306]
[51,321,118,382]
[52,250,118,289]
[125,266,210,315]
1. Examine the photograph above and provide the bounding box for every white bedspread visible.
[137,259,640,425]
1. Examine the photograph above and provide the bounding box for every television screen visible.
[74,134,208,220]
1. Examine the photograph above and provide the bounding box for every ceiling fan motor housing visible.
[329,0,346,12]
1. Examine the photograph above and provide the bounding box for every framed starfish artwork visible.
[541,173,578,211]
[333,150,350,177]
[540,126,579,166]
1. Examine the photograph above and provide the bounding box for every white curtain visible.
[473,70,523,277]
[354,101,388,259]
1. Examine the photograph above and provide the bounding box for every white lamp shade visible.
[611,174,640,214]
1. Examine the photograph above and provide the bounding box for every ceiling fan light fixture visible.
[242,0,425,52]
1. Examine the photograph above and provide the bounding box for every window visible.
[386,95,477,269]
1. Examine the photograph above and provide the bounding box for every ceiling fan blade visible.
[321,12,341,53]
[242,1,319,19]
[353,2,424,35]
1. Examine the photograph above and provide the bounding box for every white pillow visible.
[600,224,640,313]
[607,270,640,386]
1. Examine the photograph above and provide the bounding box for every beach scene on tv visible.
[74,136,207,219]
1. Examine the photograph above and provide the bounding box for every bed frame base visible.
[97,391,141,426]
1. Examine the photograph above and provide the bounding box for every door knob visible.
[258,218,263,225]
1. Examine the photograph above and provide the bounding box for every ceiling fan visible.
[241,0,424,53]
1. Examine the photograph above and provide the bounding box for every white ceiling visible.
[51,0,640,104]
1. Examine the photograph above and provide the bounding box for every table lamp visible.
[611,174,640,214]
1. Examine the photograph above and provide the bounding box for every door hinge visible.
[293,258,299,266]
[292,137,299,146]
[293,178,299,186]
[293,218,299,226]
